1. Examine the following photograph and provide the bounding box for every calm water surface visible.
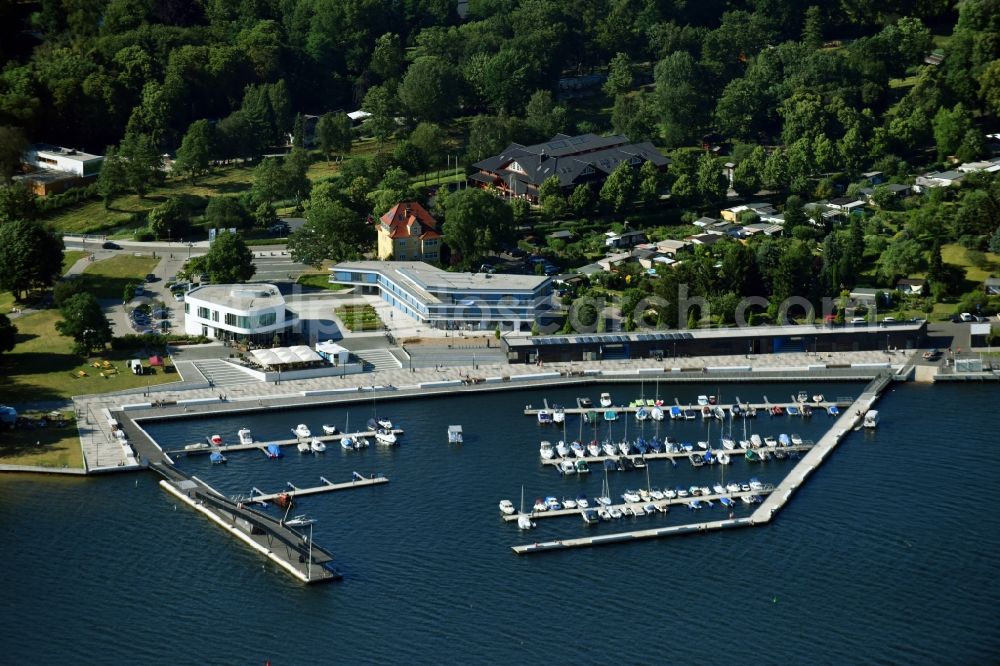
[2,381,998,664]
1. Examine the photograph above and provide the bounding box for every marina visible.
[248,473,389,503]
[525,396,853,417]
[537,443,815,468]
[166,428,405,456]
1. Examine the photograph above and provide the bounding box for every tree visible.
[205,197,249,230]
[282,148,312,204]
[97,146,128,208]
[174,119,215,182]
[0,313,15,356]
[204,231,255,283]
[876,237,924,283]
[370,32,404,81]
[802,6,823,50]
[599,162,638,213]
[524,90,567,140]
[932,103,973,161]
[288,198,368,266]
[441,188,514,265]
[990,224,1000,254]
[654,51,706,146]
[568,184,595,216]
[0,182,37,223]
[392,141,427,175]
[0,125,27,184]
[638,161,663,206]
[398,56,461,123]
[696,153,727,203]
[980,60,1000,118]
[669,173,695,204]
[368,167,416,217]
[612,92,657,142]
[250,157,287,206]
[927,237,944,284]
[254,202,277,230]
[148,198,189,240]
[315,112,352,162]
[362,84,396,150]
[762,149,789,191]
[56,293,111,356]
[0,219,64,299]
[783,195,808,233]
[732,158,761,197]
[539,175,567,219]
[409,122,447,169]
[603,52,633,97]
[956,129,985,163]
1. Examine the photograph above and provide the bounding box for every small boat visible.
[721,437,736,450]
[664,488,678,499]
[764,435,778,447]
[209,434,223,446]
[701,406,712,419]
[579,397,593,408]
[619,456,635,471]
[292,424,311,439]
[274,492,292,509]
[618,440,631,456]
[532,498,548,512]
[562,497,578,509]
[556,440,571,457]
[377,417,392,430]
[583,411,599,424]
[689,453,705,467]
[797,391,809,403]
[559,459,577,475]
[703,450,715,465]
[602,441,617,457]
[597,507,612,520]
[499,499,516,515]
[631,457,646,469]
[750,434,763,448]
[587,441,601,457]
[539,440,555,460]
[648,438,664,453]
[322,424,339,435]
[447,425,463,444]
[582,508,600,524]
[284,515,314,528]
[771,406,784,416]
[608,507,623,519]
[517,515,535,530]
[651,406,664,421]
[375,428,397,445]
[603,410,618,421]
[738,439,750,449]
[745,449,759,462]
[545,496,562,511]
[310,439,326,453]
[741,495,754,505]
[713,406,725,420]
[827,405,840,416]
[713,483,725,494]
[537,410,552,425]
[774,448,788,460]
[622,489,641,503]
[570,441,586,458]
[576,494,590,508]
[670,406,683,420]
[575,459,590,473]
[708,395,718,405]
[355,436,370,448]
[209,451,226,464]
[339,437,354,451]
[790,433,803,445]
[864,410,879,428]
[812,394,824,403]
[553,406,565,424]
[184,442,209,451]
[759,449,773,461]
[688,500,703,510]
[786,405,799,416]
[649,488,665,500]
[778,433,791,447]
[635,407,649,421]
[298,441,312,453]
[682,409,696,420]
[696,440,708,450]
[697,395,709,406]
[265,443,283,459]
[717,451,731,464]
[801,404,812,416]
[600,393,613,407]
[237,429,252,446]
[749,478,764,491]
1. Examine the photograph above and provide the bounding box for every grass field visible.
[61,250,87,274]
[0,308,179,406]
[297,273,348,290]
[0,411,83,468]
[334,304,382,331]
[78,254,159,300]
[941,243,1000,283]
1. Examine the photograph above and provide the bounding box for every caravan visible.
[128,359,143,375]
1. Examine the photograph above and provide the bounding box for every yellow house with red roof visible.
[375,201,442,262]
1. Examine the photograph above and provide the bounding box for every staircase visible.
[351,348,403,372]
[192,359,260,386]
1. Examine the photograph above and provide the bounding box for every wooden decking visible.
[248,473,389,503]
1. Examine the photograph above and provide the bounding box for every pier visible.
[511,372,893,554]
[248,473,388,503]
[524,397,852,416]
[539,443,814,468]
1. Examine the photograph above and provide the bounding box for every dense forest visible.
[0,0,999,323]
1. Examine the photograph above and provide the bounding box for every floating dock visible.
[524,398,852,416]
[248,473,388,503]
[166,429,404,456]
[511,374,891,554]
[539,443,814,468]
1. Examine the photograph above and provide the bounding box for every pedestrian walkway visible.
[351,348,402,371]
[191,359,260,386]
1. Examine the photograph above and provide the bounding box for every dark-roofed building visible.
[470,133,668,203]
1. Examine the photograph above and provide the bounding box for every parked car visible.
[543,264,560,276]
[145,273,157,282]
[102,241,121,250]
[960,312,973,322]
[173,292,184,302]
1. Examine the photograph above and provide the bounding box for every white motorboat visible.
[556,440,571,457]
[587,441,601,457]
[322,424,339,435]
[284,515,315,528]
[355,436,371,448]
[597,508,612,521]
[602,442,617,457]
[812,394,824,403]
[208,435,223,446]
[553,407,565,424]
[716,451,731,464]
[607,507,623,519]
[650,406,664,421]
[721,437,736,450]
[292,424,311,439]
[697,395,710,406]
[377,417,393,430]
[237,428,253,445]
[726,482,741,493]
[532,498,548,512]
[791,433,803,445]
[545,496,562,511]
[618,440,631,456]
[447,425,463,444]
[375,429,397,446]
[600,393,612,407]
[517,515,535,530]
[738,439,751,449]
[764,435,778,447]
[340,437,355,450]
[562,498,578,509]
[298,441,312,453]
[750,434,763,448]
[622,489,641,503]
[696,440,708,450]
[499,499,516,515]
[863,410,879,428]
[537,410,553,425]
[539,440,555,460]
[310,439,327,453]
[184,442,209,450]
[649,488,664,500]
[559,459,577,475]
[571,441,586,458]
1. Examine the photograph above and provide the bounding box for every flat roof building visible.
[183,284,299,343]
[329,261,552,332]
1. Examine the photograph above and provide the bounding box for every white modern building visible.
[329,261,552,332]
[24,144,103,177]
[183,284,299,342]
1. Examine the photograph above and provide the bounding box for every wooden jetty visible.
[512,517,755,554]
[249,473,389,503]
[539,443,814,468]
[503,487,772,523]
[166,428,404,456]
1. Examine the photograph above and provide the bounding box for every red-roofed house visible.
[375,202,442,262]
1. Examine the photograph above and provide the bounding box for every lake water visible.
[3,381,998,664]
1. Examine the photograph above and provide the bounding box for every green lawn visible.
[78,254,160,300]
[941,243,1000,284]
[297,273,348,291]
[0,411,83,468]
[334,304,382,331]
[61,250,87,274]
[0,308,180,406]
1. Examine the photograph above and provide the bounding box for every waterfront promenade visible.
[72,349,910,473]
